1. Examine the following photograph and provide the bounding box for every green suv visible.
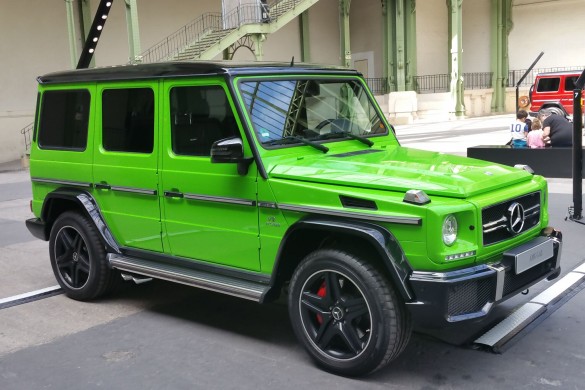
[26,62,562,376]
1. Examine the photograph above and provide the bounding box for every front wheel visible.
[288,249,411,376]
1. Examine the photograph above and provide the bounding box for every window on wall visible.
[170,85,238,156]
[38,90,90,150]
[536,77,560,92]
[102,88,154,153]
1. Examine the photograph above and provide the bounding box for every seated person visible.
[539,109,573,147]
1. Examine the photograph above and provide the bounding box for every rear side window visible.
[38,90,90,150]
[102,88,154,153]
[536,77,560,92]
[565,76,578,91]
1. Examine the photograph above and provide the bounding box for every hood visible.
[268,146,533,198]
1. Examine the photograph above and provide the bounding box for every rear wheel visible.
[288,249,411,376]
[49,211,119,301]
[543,106,566,117]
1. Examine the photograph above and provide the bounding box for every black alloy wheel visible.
[298,269,372,360]
[53,225,91,289]
[49,211,119,301]
[288,249,411,376]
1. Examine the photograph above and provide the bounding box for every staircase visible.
[140,0,320,63]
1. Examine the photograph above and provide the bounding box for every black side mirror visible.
[211,136,254,175]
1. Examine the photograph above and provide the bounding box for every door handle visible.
[164,190,184,198]
[94,182,111,190]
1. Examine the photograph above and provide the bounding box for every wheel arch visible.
[41,188,120,254]
[262,218,414,303]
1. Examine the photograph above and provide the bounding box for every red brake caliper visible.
[316,281,326,325]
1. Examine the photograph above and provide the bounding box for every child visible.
[510,110,529,148]
[527,118,545,148]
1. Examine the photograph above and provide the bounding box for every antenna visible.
[290,56,294,67]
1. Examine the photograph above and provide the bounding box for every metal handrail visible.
[413,72,494,94]
[20,122,33,152]
[139,0,305,63]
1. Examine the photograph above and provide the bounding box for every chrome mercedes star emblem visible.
[331,306,344,321]
[507,202,525,234]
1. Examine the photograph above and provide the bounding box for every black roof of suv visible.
[38,61,359,84]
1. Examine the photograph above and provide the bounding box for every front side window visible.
[102,88,154,153]
[536,77,560,92]
[38,90,90,150]
[238,79,387,148]
[170,85,238,156]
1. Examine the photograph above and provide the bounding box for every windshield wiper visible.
[318,131,374,147]
[265,136,329,153]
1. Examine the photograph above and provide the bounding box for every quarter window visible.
[38,90,90,150]
[102,88,154,153]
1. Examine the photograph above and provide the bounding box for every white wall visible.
[510,0,585,70]
[306,0,340,65]
[0,0,71,162]
[463,0,491,72]
[350,0,383,77]
[416,0,448,75]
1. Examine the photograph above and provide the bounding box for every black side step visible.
[108,254,269,302]
[474,261,585,352]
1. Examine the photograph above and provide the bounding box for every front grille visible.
[482,191,541,246]
[447,278,496,317]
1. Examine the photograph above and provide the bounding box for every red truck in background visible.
[528,70,584,118]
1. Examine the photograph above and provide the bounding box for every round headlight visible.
[442,214,458,246]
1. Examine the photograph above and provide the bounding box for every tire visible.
[543,106,565,117]
[49,211,119,301]
[288,249,411,376]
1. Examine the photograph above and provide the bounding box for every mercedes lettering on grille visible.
[507,202,525,234]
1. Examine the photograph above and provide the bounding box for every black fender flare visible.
[40,188,120,254]
[265,217,414,302]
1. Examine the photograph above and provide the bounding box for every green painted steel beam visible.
[300,11,310,62]
[65,0,78,69]
[383,0,417,92]
[125,0,142,63]
[252,34,265,61]
[394,0,405,90]
[491,0,512,113]
[339,0,351,67]
[448,0,465,117]
[405,0,417,91]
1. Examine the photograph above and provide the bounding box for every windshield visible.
[238,78,388,148]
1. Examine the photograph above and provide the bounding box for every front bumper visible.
[406,228,562,327]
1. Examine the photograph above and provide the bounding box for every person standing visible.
[510,110,529,148]
[539,109,573,146]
